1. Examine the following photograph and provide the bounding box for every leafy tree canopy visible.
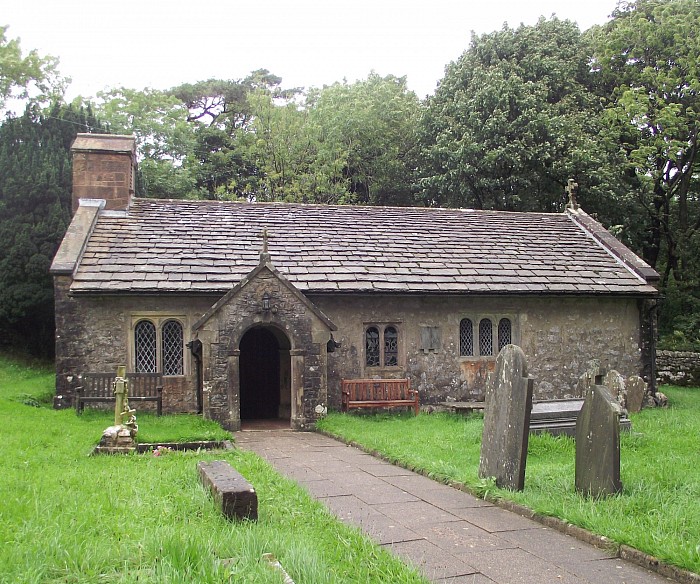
[0,102,106,355]
[0,25,67,110]
[589,0,700,345]
[418,17,625,220]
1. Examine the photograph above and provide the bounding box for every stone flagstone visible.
[575,384,623,497]
[479,344,534,491]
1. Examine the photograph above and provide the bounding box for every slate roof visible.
[56,198,659,296]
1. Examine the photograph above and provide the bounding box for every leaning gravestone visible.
[604,370,627,412]
[479,345,534,491]
[625,375,647,414]
[575,384,623,497]
[576,359,605,398]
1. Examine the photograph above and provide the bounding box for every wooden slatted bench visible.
[197,460,258,521]
[75,372,163,415]
[341,378,419,415]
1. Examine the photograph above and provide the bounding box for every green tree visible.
[171,71,296,199]
[419,18,623,219]
[590,0,700,345]
[0,103,106,356]
[93,87,198,199]
[309,73,422,206]
[0,25,66,110]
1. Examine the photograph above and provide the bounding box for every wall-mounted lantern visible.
[259,291,278,314]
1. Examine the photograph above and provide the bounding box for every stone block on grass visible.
[198,460,258,520]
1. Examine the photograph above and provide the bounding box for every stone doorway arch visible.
[239,325,292,424]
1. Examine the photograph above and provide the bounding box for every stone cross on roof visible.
[566,179,579,210]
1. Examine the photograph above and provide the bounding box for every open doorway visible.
[239,326,291,427]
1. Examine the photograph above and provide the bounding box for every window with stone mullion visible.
[162,320,184,375]
[459,318,473,356]
[479,318,493,356]
[384,326,398,366]
[135,320,157,373]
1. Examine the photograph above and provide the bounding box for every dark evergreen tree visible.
[0,102,106,356]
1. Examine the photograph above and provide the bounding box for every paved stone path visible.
[236,429,674,583]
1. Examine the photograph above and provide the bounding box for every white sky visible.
[5,0,618,100]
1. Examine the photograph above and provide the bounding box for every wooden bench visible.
[75,372,163,415]
[341,378,419,415]
[197,460,258,520]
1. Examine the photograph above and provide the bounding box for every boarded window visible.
[421,326,441,352]
[479,318,493,356]
[135,320,157,373]
[498,318,512,352]
[162,320,184,375]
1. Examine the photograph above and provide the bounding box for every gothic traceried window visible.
[498,318,512,352]
[459,318,473,356]
[366,326,380,367]
[365,324,400,367]
[134,320,157,373]
[479,318,493,356]
[162,320,184,375]
[384,326,398,366]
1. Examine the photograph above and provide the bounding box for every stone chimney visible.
[71,134,137,213]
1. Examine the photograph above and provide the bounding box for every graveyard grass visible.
[0,355,427,584]
[318,387,700,575]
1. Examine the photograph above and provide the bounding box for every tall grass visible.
[318,387,700,575]
[0,355,427,583]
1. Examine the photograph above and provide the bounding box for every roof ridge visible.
[129,197,566,217]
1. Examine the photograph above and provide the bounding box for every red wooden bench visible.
[341,378,419,415]
[75,372,163,415]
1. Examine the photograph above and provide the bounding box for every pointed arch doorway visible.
[239,325,292,428]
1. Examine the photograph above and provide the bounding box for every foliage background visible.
[1,0,698,356]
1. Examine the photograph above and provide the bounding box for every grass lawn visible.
[0,355,427,584]
[317,386,700,575]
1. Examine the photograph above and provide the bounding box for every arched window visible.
[365,324,400,367]
[384,326,398,366]
[162,320,184,375]
[498,318,512,352]
[479,318,493,356]
[459,318,473,356]
[366,326,380,367]
[134,320,157,373]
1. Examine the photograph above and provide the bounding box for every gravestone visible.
[479,345,534,491]
[604,370,627,412]
[575,384,623,497]
[576,359,605,398]
[625,375,647,413]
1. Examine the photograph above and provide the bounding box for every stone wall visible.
[314,294,645,407]
[72,151,133,213]
[53,278,216,412]
[656,351,700,387]
[55,283,648,420]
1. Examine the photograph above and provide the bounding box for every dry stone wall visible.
[656,351,700,387]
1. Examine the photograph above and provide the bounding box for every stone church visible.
[51,134,659,430]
